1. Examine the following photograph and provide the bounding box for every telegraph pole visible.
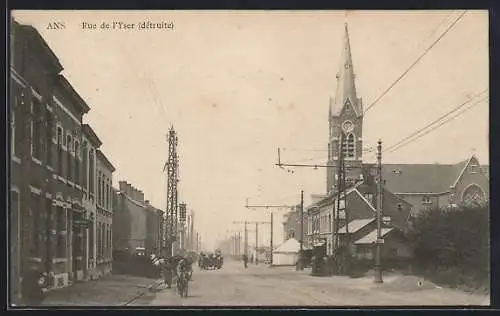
[374,139,384,284]
[270,212,274,265]
[299,190,304,270]
[255,223,259,265]
[244,221,248,257]
[164,127,179,258]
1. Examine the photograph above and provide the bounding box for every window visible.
[470,164,478,174]
[46,110,53,167]
[74,141,80,185]
[97,173,101,206]
[342,133,355,159]
[97,222,102,260]
[32,99,43,160]
[101,223,105,259]
[89,150,95,195]
[56,206,65,258]
[57,127,63,175]
[82,144,88,191]
[422,196,431,205]
[66,135,72,182]
[106,181,110,210]
[14,102,23,158]
[30,192,41,257]
[89,215,94,260]
[11,109,16,157]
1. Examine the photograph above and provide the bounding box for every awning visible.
[354,228,394,245]
[338,218,375,234]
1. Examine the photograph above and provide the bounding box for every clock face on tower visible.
[342,120,354,133]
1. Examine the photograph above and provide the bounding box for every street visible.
[143,259,489,307]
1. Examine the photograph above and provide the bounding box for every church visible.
[302,23,489,258]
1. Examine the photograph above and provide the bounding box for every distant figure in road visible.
[163,258,174,289]
[243,254,248,269]
[250,254,254,264]
[21,266,47,306]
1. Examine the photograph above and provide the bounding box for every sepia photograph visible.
[8,9,489,307]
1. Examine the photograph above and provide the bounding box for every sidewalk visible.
[42,274,162,306]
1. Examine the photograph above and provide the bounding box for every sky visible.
[12,10,489,250]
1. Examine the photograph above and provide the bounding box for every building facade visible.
[113,181,164,256]
[9,19,116,304]
[95,150,115,277]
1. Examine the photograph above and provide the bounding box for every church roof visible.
[365,155,488,194]
[330,23,363,118]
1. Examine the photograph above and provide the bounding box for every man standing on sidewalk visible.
[21,266,47,306]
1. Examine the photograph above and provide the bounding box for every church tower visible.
[326,23,364,194]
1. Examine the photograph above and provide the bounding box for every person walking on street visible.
[243,254,248,269]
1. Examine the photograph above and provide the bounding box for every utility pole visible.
[233,220,269,263]
[374,139,384,284]
[164,127,179,258]
[299,190,304,270]
[270,212,274,265]
[244,221,248,258]
[196,232,199,253]
[255,223,258,265]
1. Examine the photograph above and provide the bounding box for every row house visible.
[113,181,164,257]
[306,178,414,260]
[95,149,115,277]
[9,19,116,304]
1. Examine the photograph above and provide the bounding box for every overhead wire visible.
[383,90,487,153]
[385,95,488,155]
[364,10,468,115]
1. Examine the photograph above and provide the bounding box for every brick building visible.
[9,19,116,304]
[113,181,164,256]
[81,124,101,280]
[95,150,115,277]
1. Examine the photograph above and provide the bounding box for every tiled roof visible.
[362,159,467,194]
[354,228,393,245]
[338,218,375,234]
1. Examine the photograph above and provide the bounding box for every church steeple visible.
[326,22,364,194]
[330,23,362,117]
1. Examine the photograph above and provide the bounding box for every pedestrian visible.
[21,266,47,307]
[243,254,248,269]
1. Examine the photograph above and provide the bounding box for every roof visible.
[82,124,103,147]
[339,218,375,234]
[369,160,468,194]
[55,75,91,115]
[275,238,300,253]
[354,228,394,245]
[330,23,362,117]
[16,21,63,74]
[96,149,116,172]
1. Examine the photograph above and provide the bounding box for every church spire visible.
[330,23,362,117]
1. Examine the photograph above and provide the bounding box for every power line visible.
[384,90,487,153]
[417,10,457,50]
[364,10,468,115]
[386,95,488,155]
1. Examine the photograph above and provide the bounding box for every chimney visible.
[145,199,150,205]
[126,184,133,199]
[119,181,128,193]
[138,190,144,203]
